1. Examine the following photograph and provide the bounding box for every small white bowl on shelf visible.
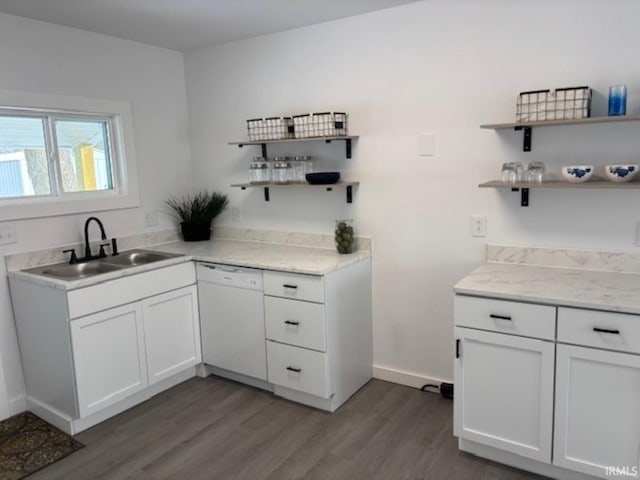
[561,165,594,183]
[605,164,639,183]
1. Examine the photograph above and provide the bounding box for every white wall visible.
[185,0,640,385]
[0,13,193,415]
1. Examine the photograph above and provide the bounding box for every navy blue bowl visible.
[306,172,340,185]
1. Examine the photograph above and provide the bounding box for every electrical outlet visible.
[471,215,487,238]
[144,210,158,227]
[0,222,17,245]
[231,207,240,222]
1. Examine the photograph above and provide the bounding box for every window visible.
[0,90,139,220]
[0,111,118,199]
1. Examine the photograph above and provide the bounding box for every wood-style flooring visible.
[31,377,544,479]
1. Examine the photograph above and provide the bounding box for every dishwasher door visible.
[197,263,266,381]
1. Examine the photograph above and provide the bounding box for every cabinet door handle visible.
[286,366,301,373]
[593,327,620,335]
[284,320,300,326]
[456,339,461,358]
[490,314,512,321]
[283,284,298,290]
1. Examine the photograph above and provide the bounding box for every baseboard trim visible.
[372,365,450,389]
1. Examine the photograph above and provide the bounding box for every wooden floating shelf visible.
[231,181,359,203]
[229,136,358,159]
[228,135,358,146]
[480,115,640,152]
[481,115,640,130]
[479,180,640,189]
[479,180,640,207]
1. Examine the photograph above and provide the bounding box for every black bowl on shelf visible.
[306,172,341,185]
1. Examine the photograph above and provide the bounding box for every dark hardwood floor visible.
[32,377,544,479]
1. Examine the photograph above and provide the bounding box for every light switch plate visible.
[418,133,435,156]
[0,222,17,245]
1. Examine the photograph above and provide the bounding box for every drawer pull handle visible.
[593,327,620,335]
[490,314,512,321]
[286,366,301,373]
[283,284,298,290]
[284,320,300,326]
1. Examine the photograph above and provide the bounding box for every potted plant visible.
[166,190,229,241]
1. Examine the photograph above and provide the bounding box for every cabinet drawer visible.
[264,271,324,303]
[265,296,326,351]
[454,295,556,340]
[558,307,640,354]
[266,341,330,398]
[67,262,196,319]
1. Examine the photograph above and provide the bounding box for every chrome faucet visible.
[83,217,108,260]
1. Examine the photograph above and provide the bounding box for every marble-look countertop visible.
[455,246,640,314]
[8,237,370,291]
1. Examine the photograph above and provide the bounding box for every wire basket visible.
[246,117,294,141]
[516,86,591,122]
[293,112,348,138]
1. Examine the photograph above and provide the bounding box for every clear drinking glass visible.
[501,163,517,183]
[513,162,526,182]
[525,161,546,183]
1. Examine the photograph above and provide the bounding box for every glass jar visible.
[292,156,306,183]
[272,157,292,184]
[335,219,355,254]
[249,157,270,184]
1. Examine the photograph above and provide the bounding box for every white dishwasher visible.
[196,263,266,381]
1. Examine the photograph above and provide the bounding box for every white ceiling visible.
[0,0,420,52]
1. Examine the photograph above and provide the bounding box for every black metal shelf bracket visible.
[514,126,532,152]
[510,187,529,207]
[261,143,267,157]
[346,185,353,203]
[324,138,353,158]
[263,187,270,201]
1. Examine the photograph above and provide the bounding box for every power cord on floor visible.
[420,382,454,400]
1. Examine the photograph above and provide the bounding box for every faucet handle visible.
[63,249,78,265]
[98,243,110,259]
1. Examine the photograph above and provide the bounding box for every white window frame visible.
[0,90,139,220]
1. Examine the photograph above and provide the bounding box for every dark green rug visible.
[0,411,83,479]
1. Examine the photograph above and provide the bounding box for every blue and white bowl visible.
[605,164,639,183]
[561,165,594,183]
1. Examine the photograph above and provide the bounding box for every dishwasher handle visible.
[201,264,239,273]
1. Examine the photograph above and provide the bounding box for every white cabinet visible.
[554,307,640,479]
[453,326,555,462]
[10,262,198,434]
[554,344,640,478]
[263,260,372,412]
[455,295,640,479]
[143,286,201,385]
[71,303,148,417]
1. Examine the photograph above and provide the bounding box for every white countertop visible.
[454,260,640,314]
[8,237,370,291]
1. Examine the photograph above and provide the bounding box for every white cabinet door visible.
[554,344,640,479]
[454,327,555,463]
[70,303,147,418]
[142,285,201,385]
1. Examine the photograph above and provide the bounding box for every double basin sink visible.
[25,249,184,281]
